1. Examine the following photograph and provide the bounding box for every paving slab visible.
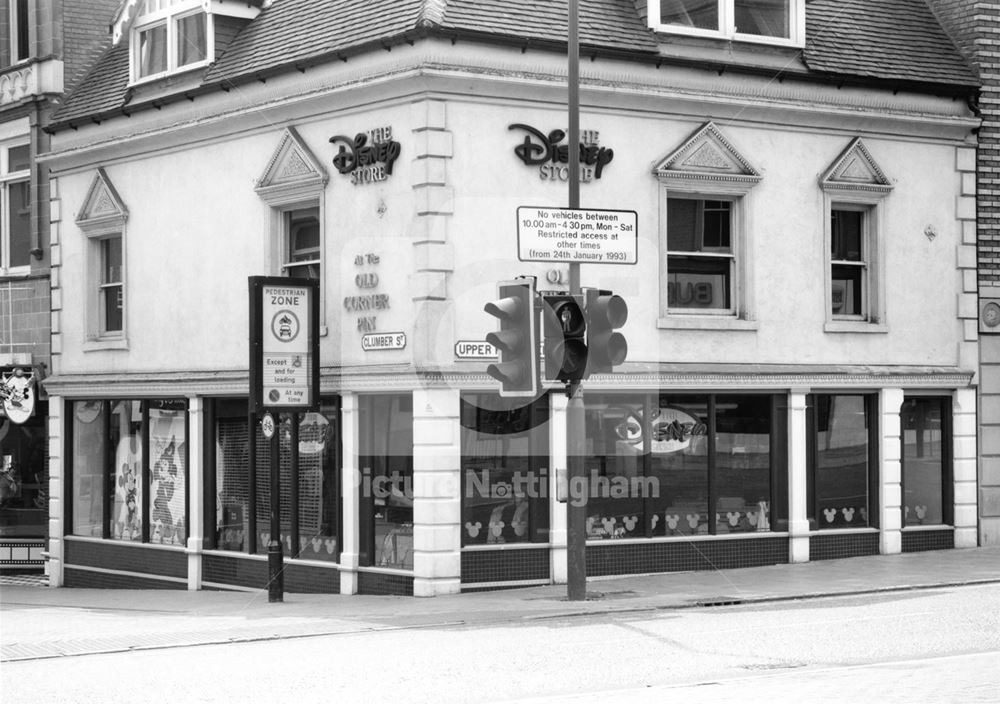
[3,547,999,663]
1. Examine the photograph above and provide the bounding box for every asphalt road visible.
[3,583,999,703]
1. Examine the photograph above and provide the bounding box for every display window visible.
[0,401,48,540]
[583,392,785,539]
[358,394,412,569]
[460,394,550,546]
[807,394,879,529]
[68,399,188,544]
[901,397,952,527]
[210,397,341,561]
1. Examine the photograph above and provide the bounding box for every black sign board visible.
[249,276,320,414]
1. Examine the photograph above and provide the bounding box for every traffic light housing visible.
[484,278,538,397]
[542,294,588,383]
[585,289,628,375]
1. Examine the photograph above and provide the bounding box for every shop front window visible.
[808,394,877,529]
[359,395,412,569]
[901,397,952,527]
[461,394,549,546]
[69,399,188,543]
[0,401,49,540]
[583,392,783,539]
[212,398,341,560]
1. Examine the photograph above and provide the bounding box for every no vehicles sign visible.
[517,206,637,264]
[249,276,320,413]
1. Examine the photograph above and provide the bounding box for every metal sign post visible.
[566,0,587,602]
[249,276,320,603]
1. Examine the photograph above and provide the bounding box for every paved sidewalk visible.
[3,547,1000,662]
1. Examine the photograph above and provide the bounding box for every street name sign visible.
[517,206,637,265]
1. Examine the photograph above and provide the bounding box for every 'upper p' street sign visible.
[249,276,320,413]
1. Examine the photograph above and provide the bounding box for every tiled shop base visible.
[461,548,550,585]
[902,529,955,553]
[586,537,789,577]
[809,532,879,561]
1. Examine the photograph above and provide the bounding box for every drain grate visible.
[696,596,744,607]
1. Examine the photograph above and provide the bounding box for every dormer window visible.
[132,0,211,82]
[648,0,804,46]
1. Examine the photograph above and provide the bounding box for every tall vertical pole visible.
[566,0,587,601]
[268,416,284,602]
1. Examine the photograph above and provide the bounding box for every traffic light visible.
[484,278,538,397]
[542,294,588,383]
[585,288,628,375]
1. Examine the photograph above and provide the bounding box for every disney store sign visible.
[329,126,401,185]
[509,124,614,182]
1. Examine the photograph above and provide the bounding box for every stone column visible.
[787,389,810,563]
[186,397,204,589]
[412,388,461,597]
[339,393,360,594]
[954,388,980,548]
[879,388,903,555]
[46,396,65,587]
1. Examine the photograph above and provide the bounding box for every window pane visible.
[8,179,31,267]
[832,264,863,316]
[8,144,30,172]
[734,0,790,37]
[668,255,730,309]
[72,402,107,537]
[715,396,771,533]
[815,395,870,528]
[832,209,863,261]
[297,402,340,560]
[667,198,698,251]
[902,398,946,526]
[660,0,718,30]
[284,208,320,280]
[103,237,122,283]
[177,11,207,67]
[14,0,30,61]
[650,396,710,536]
[215,400,250,552]
[111,400,143,542]
[702,200,731,249]
[583,394,650,539]
[149,401,187,545]
[461,394,549,545]
[139,23,168,77]
[102,284,124,332]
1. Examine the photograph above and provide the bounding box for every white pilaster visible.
[412,388,461,597]
[549,391,568,584]
[186,397,204,589]
[953,388,979,548]
[46,397,65,587]
[879,388,903,555]
[788,390,810,563]
[339,393,360,594]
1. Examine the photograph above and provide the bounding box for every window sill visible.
[83,337,129,352]
[824,321,888,334]
[658,316,758,331]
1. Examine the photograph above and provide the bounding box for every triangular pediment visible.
[820,138,893,193]
[654,122,761,184]
[76,168,128,231]
[255,127,328,204]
